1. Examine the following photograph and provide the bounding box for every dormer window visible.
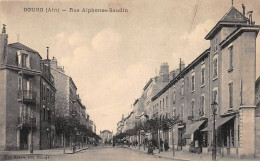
[17,51,31,69]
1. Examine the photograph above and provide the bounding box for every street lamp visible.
[30,113,34,154]
[211,101,218,161]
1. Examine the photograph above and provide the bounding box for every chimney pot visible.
[242,4,245,15]
[46,47,49,59]
[2,24,6,34]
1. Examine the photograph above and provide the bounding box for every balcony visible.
[18,90,36,104]
[17,116,36,128]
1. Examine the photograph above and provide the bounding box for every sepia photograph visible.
[0,0,260,161]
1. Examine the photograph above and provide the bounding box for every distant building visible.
[100,130,113,144]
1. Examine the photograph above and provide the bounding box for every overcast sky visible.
[1,0,260,134]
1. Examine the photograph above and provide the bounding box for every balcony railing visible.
[17,116,36,128]
[17,90,36,104]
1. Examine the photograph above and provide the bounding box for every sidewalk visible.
[0,146,89,160]
[126,145,260,161]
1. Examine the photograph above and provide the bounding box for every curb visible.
[125,146,184,161]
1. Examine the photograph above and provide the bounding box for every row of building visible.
[116,5,260,158]
[0,26,96,150]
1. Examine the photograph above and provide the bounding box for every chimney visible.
[2,24,6,34]
[247,11,253,25]
[46,47,49,59]
[242,4,245,15]
[0,24,8,64]
[179,58,181,73]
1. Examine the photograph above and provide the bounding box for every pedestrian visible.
[160,138,164,151]
[164,139,169,151]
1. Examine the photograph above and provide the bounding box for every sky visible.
[0,0,260,134]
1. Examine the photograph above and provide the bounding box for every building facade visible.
[151,6,259,158]
[50,57,90,147]
[100,130,113,144]
[0,26,56,150]
[116,5,259,159]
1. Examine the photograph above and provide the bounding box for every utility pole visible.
[157,115,160,154]
[172,127,175,156]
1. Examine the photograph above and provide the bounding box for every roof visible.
[220,7,248,23]
[8,42,41,57]
[205,7,248,40]
[133,99,139,106]
[151,48,210,101]
[143,78,153,91]
[101,130,112,133]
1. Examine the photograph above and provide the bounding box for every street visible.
[54,146,171,161]
[6,145,172,161]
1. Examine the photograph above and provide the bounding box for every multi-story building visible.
[116,115,124,135]
[152,49,210,153]
[50,57,89,147]
[0,26,56,150]
[151,5,259,158]
[100,130,113,144]
[142,63,180,119]
[40,47,56,150]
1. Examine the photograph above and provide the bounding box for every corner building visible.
[152,6,259,158]
[0,27,56,150]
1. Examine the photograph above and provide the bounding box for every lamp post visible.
[30,113,34,154]
[211,101,218,161]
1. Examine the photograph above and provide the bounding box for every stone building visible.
[152,49,210,153]
[151,5,259,158]
[50,57,89,147]
[0,26,56,150]
[100,130,113,144]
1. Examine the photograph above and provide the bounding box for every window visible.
[191,73,195,92]
[229,82,233,109]
[191,100,195,116]
[172,86,176,103]
[42,83,46,101]
[200,95,205,116]
[166,96,168,107]
[18,77,22,90]
[48,109,51,122]
[46,88,50,103]
[173,108,176,117]
[43,107,46,121]
[212,88,218,113]
[180,105,184,120]
[229,46,233,70]
[214,38,218,53]
[163,98,164,109]
[201,67,205,85]
[181,79,184,96]
[213,56,218,78]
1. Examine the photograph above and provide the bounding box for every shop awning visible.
[201,115,235,131]
[183,120,205,139]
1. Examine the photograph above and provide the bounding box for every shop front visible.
[182,120,206,153]
[201,114,237,157]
